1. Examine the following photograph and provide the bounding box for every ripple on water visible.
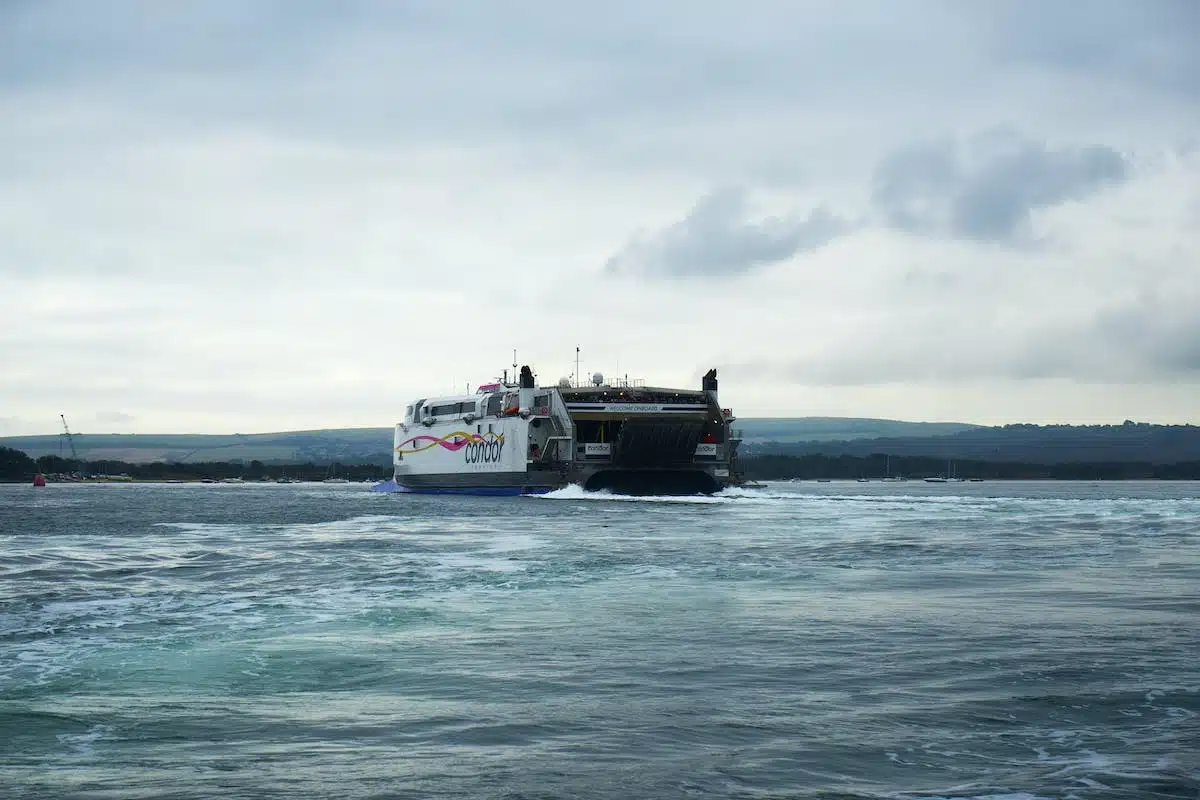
[0,481,1198,798]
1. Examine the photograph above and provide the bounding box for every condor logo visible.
[465,438,504,464]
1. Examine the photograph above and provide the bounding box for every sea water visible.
[1,481,1197,799]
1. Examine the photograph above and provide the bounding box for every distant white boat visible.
[924,460,963,483]
[881,455,906,481]
[323,463,350,483]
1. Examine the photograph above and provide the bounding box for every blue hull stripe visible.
[401,486,555,496]
[371,479,554,496]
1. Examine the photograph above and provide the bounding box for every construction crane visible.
[60,414,80,463]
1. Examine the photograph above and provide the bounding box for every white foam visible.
[907,794,1053,800]
[56,724,112,756]
[537,484,736,504]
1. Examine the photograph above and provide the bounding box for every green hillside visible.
[0,428,395,464]
[1,417,979,464]
[735,417,980,443]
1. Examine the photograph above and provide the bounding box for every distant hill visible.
[735,417,980,443]
[6,418,1196,466]
[1,417,973,464]
[747,421,1200,464]
[0,428,395,464]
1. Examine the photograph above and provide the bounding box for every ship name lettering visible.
[464,440,504,464]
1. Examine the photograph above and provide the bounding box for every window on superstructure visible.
[486,394,502,416]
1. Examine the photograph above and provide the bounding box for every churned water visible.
[1,481,1197,799]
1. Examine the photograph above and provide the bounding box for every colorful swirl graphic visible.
[395,430,504,456]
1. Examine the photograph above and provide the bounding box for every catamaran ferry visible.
[377,365,744,495]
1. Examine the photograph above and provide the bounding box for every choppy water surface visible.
[1,481,1198,799]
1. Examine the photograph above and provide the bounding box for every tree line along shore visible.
[3,447,1199,483]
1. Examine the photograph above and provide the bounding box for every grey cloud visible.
[604,187,849,278]
[740,292,1200,388]
[0,2,1176,154]
[979,1,1200,98]
[872,132,1129,243]
[1092,296,1200,374]
[2,2,1193,191]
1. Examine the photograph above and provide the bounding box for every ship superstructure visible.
[387,365,742,495]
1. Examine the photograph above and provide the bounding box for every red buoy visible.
[33,473,47,487]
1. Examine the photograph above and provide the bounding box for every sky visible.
[2,0,1198,435]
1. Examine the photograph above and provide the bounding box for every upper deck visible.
[556,385,710,419]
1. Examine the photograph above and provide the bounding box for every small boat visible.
[33,473,46,487]
[881,456,906,481]
[924,460,962,483]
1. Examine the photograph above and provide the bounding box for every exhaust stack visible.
[518,365,535,415]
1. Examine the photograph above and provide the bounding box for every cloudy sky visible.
[2,0,1198,435]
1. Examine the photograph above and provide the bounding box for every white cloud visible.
[1,0,1198,432]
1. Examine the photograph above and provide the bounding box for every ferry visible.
[378,365,744,495]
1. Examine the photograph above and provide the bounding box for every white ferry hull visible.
[389,415,559,494]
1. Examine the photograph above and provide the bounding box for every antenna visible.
[575,346,580,388]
